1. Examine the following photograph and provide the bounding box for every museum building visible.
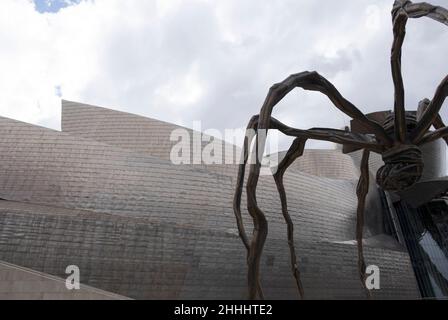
[0,100,447,299]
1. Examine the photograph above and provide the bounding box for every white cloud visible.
[0,0,447,151]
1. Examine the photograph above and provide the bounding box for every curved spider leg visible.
[414,96,448,145]
[417,125,448,146]
[262,119,378,299]
[416,98,432,123]
[390,0,448,142]
[356,149,372,299]
[269,118,383,152]
[270,121,378,299]
[245,135,268,300]
[233,115,266,300]
[234,114,382,300]
[244,71,388,300]
[432,114,447,138]
[394,0,448,25]
[269,119,383,299]
[237,132,308,300]
[273,142,377,300]
[391,2,408,142]
[254,72,391,145]
[272,137,307,300]
[416,98,448,145]
[234,115,259,252]
[411,76,448,143]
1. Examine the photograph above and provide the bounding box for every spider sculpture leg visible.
[234,112,382,300]
[234,115,259,252]
[390,0,448,143]
[416,99,448,145]
[245,140,268,300]
[233,115,266,299]
[391,3,408,142]
[236,71,388,300]
[233,0,448,301]
[411,75,448,143]
[273,139,373,299]
[356,149,372,299]
[243,71,389,300]
[234,130,308,299]
[272,137,307,299]
[418,124,448,146]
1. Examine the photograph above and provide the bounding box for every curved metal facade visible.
[0,101,421,299]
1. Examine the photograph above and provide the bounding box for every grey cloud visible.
[2,0,448,152]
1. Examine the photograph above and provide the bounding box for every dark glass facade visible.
[392,196,448,299]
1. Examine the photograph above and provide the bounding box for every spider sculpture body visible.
[233,0,448,300]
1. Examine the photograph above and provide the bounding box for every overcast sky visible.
[1,0,447,150]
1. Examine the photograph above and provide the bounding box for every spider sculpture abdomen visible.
[377,114,424,192]
[376,144,424,192]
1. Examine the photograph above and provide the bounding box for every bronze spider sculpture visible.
[233,0,448,300]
